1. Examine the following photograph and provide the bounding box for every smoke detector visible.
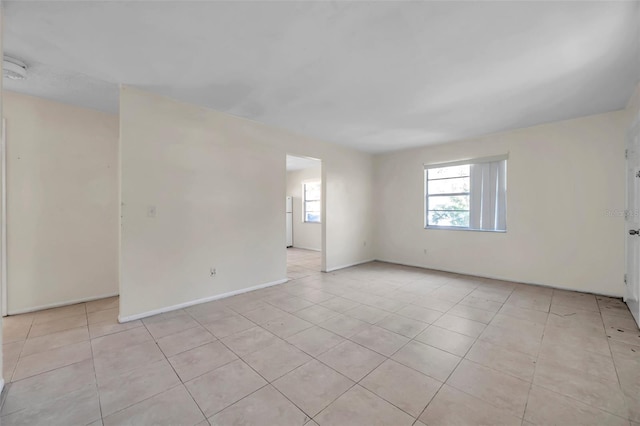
[3,56,27,80]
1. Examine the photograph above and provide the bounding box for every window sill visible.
[425,226,506,233]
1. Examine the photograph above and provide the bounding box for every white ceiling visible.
[286,155,321,171]
[3,1,639,153]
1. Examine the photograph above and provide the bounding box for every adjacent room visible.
[286,155,323,278]
[0,1,639,425]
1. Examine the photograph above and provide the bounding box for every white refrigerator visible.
[286,196,293,247]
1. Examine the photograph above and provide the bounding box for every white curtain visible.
[469,160,507,231]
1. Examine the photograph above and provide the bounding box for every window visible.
[303,181,321,223]
[425,156,507,231]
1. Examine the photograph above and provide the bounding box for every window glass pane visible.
[305,212,321,223]
[428,195,469,211]
[428,165,470,180]
[427,211,470,227]
[304,183,321,201]
[305,201,320,213]
[428,177,469,195]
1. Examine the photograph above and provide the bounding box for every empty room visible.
[0,1,639,425]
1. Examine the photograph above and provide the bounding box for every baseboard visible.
[292,246,321,252]
[325,258,375,273]
[6,292,120,316]
[376,258,624,299]
[118,278,289,323]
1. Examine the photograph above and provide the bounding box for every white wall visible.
[287,165,322,251]
[119,86,374,319]
[374,110,629,297]
[4,91,119,313]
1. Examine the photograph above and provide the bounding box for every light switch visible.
[147,205,157,218]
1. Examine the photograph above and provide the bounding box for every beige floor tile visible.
[497,304,548,325]
[344,305,391,324]
[447,304,496,324]
[293,305,341,324]
[142,311,200,340]
[395,304,443,323]
[447,359,530,418]
[93,340,165,380]
[28,313,87,338]
[87,307,119,325]
[465,339,536,382]
[602,312,640,331]
[209,385,309,426]
[319,297,360,313]
[542,324,611,356]
[350,325,409,356]
[3,317,32,344]
[12,341,92,381]
[32,303,86,324]
[168,341,238,382]
[98,359,181,416]
[317,340,385,381]
[91,326,153,355]
[263,313,314,338]
[478,324,542,357]
[243,340,312,381]
[268,296,315,313]
[202,314,255,338]
[533,357,628,418]
[156,325,216,357]
[186,359,267,417]
[538,338,618,382]
[415,326,475,357]
[489,313,545,336]
[221,326,281,356]
[1,359,96,416]
[606,325,640,346]
[88,319,143,339]
[412,297,457,313]
[242,304,288,324]
[459,295,503,312]
[0,384,101,426]
[419,384,522,426]
[319,314,370,338]
[186,302,236,324]
[2,341,24,382]
[375,313,429,338]
[315,385,414,426]
[525,385,629,426]
[21,326,89,357]
[360,359,441,417]
[86,296,119,313]
[504,293,551,312]
[286,326,345,357]
[273,360,354,417]
[103,385,205,426]
[433,313,486,338]
[391,340,461,382]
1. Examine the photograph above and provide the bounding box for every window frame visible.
[302,180,321,224]
[424,155,508,232]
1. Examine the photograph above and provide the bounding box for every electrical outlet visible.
[210,267,216,277]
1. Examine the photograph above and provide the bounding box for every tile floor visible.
[0,249,639,425]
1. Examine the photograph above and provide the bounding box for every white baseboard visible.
[325,258,375,273]
[118,278,289,323]
[6,292,120,316]
[291,246,321,252]
[376,258,624,299]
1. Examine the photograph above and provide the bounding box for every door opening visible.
[625,112,640,327]
[285,154,324,278]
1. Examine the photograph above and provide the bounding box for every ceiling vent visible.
[3,56,27,80]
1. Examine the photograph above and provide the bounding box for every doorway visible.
[285,154,323,279]
[626,110,640,327]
